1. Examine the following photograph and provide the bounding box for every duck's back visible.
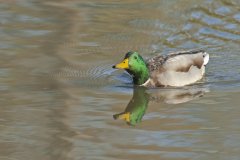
[146,49,209,87]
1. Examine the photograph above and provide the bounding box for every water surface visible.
[0,0,240,160]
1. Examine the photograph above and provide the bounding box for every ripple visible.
[51,63,116,88]
[154,2,240,49]
[187,4,240,44]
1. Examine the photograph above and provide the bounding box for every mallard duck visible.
[112,49,209,87]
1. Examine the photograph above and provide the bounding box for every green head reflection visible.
[113,86,149,126]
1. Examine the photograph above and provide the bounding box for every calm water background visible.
[0,0,240,160]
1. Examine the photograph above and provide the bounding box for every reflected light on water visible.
[0,0,240,160]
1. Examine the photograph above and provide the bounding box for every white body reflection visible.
[114,86,209,125]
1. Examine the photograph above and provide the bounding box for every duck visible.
[112,49,209,87]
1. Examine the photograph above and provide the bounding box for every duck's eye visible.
[134,56,137,60]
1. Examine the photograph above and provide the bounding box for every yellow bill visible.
[113,58,129,69]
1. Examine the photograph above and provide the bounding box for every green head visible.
[113,51,150,85]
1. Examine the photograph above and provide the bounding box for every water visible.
[0,0,240,159]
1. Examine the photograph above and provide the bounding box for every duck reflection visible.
[113,86,208,126]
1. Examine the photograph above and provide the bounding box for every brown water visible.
[0,0,240,159]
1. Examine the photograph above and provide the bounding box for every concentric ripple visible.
[50,63,117,88]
